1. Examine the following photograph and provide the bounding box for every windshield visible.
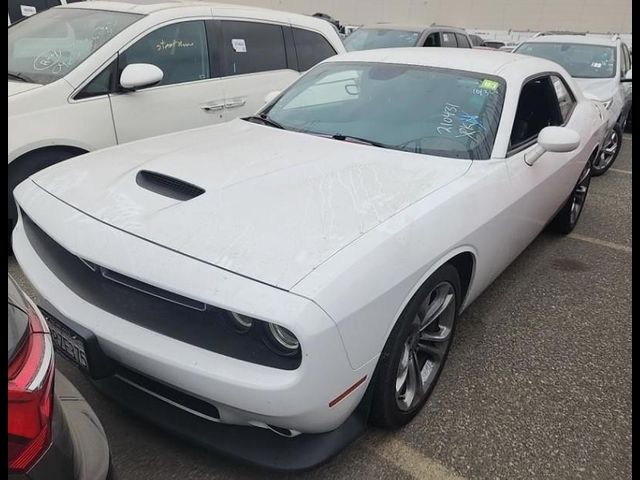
[8,8,140,85]
[515,42,617,79]
[263,62,506,160]
[344,28,421,51]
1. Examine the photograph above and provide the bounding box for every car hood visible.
[31,119,471,290]
[574,77,617,102]
[8,81,41,97]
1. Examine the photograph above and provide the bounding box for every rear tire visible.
[370,263,461,429]
[549,159,592,234]
[592,123,622,176]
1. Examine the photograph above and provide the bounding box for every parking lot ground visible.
[8,136,632,480]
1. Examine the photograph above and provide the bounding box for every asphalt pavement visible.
[8,136,632,480]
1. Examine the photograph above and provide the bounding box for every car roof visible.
[358,23,467,34]
[59,1,238,14]
[60,1,324,24]
[522,34,618,47]
[58,1,342,37]
[326,47,563,77]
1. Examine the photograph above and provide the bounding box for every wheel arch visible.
[385,246,478,342]
[9,145,89,169]
[8,145,89,219]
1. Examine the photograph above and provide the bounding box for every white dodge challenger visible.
[13,49,608,469]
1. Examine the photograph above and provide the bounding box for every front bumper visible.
[94,369,371,471]
[13,181,376,462]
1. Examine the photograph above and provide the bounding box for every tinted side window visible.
[119,21,210,87]
[551,75,576,122]
[221,21,287,75]
[424,32,440,47]
[76,61,116,99]
[510,76,563,148]
[292,27,337,71]
[441,32,457,47]
[455,33,471,48]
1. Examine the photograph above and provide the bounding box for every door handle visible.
[200,102,224,112]
[224,98,247,109]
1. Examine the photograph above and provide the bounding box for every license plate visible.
[44,312,90,371]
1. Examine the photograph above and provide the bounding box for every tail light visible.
[8,303,54,473]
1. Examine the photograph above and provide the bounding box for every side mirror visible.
[263,90,281,104]
[120,63,163,91]
[525,126,580,166]
[621,68,632,82]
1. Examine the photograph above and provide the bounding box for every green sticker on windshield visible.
[480,79,499,91]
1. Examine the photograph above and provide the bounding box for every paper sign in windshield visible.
[480,79,499,91]
[20,5,37,16]
[232,39,247,53]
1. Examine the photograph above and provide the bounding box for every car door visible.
[109,19,227,144]
[504,74,586,250]
[215,20,300,121]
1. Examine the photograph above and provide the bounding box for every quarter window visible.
[510,76,563,149]
[119,21,210,87]
[455,33,471,48]
[292,27,337,71]
[76,61,116,99]
[221,21,287,75]
[441,32,457,47]
[550,75,575,123]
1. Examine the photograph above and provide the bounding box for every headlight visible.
[264,323,300,355]
[227,311,301,356]
[228,312,254,332]
[603,98,613,110]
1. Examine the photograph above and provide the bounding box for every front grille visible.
[21,210,301,370]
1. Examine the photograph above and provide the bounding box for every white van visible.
[8,1,345,234]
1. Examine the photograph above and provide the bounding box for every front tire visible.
[592,124,622,176]
[370,264,461,429]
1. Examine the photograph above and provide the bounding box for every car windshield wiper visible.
[8,71,35,83]
[243,114,286,130]
[330,133,393,149]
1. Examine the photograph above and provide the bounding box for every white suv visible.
[8,1,344,235]
[514,34,632,175]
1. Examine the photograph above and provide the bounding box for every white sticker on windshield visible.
[20,5,37,16]
[232,39,247,53]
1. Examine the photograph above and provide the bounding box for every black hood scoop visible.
[135,170,205,201]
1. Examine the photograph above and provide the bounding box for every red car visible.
[8,275,113,479]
